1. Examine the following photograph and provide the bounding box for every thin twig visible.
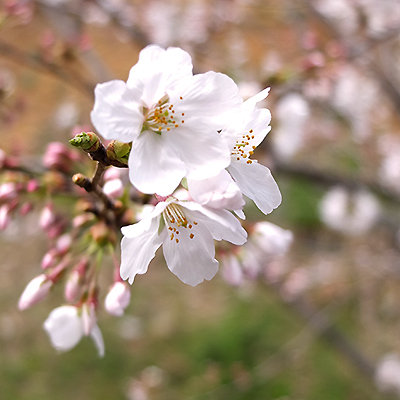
[0,39,95,98]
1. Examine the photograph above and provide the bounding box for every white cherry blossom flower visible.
[120,197,247,286]
[43,305,105,357]
[91,44,241,196]
[222,88,282,215]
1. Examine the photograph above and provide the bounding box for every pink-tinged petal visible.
[187,170,244,211]
[127,45,193,106]
[221,254,244,287]
[90,324,105,358]
[128,130,186,195]
[120,215,163,284]
[228,161,282,215]
[180,202,247,245]
[43,306,83,353]
[91,80,143,142]
[162,220,218,286]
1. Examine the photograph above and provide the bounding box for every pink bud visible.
[0,204,11,230]
[0,148,6,168]
[221,254,244,287]
[0,182,18,200]
[102,179,124,199]
[43,142,73,173]
[56,234,72,254]
[18,274,52,310]
[40,203,55,231]
[82,302,97,336]
[41,249,58,270]
[26,179,40,193]
[72,213,94,228]
[64,270,81,302]
[104,282,131,316]
[19,202,33,216]
[103,167,121,181]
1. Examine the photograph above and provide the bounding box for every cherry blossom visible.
[222,88,282,215]
[120,197,247,286]
[43,305,105,357]
[91,44,241,196]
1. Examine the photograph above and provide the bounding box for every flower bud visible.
[221,253,243,287]
[43,142,73,173]
[18,274,52,310]
[72,213,95,228]
[64,258,89,302]
[26,179,40,193]
[82,302,97,336]
[56,233,72,254]
[19,202,33,216]
[69,131,100,151]
[64,270,81,302]
[106,140,130,165]
[103,167,121,181]
[103,178,124,199]
[40,203,56,231]
[0,181,18,201]
[104,282,131,316]
[0,204,11,230]
[0,148,6,169]
[41,249,58,270]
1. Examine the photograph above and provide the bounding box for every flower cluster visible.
[91,44,282,287]
[13,44,281,357]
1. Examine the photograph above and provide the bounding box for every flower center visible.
[231,129,256,164]
[142,94,185,135]
[162,203,197,244]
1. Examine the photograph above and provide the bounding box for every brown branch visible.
[0,39,95,98]
[274,160,400,203]
[300,0,400,115]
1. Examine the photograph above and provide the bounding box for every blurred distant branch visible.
[0,39,95,98]
[267,280,377,380]
[274,160,400,203]
[301,0,400,115]
[92,0,150,47]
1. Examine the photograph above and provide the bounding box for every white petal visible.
[180,202,247,245]
[128,130,186,195]
[170,71,242,127]
[90,324,105,358]
[43,306,83,353]
[127,45,193,106]
[120,215,163,284]
[170,127,231,181]
[91,80,143,142]
[162,220,218,286]
[243,87,270,112]
[228,160,282,215]
[242,108,272,150]
[187,169,244,211]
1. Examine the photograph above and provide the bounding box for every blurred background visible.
[2,0,400,399]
